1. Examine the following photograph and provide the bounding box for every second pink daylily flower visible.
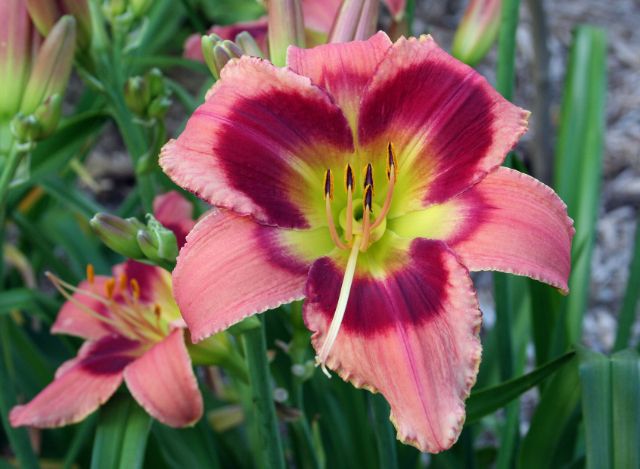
[10,192,201,428]
[161,33,574,452]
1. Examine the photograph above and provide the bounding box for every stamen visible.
[345,164,354,241]
[360,185,373,251]
[130,278,140,301]
[370,144,398,231]
[325,169,348,250]
[119,273,128,291]
[364,163,374,195]
[105,278,116,299]
[316,236,362,377]
[324,169,334,201]
[86,264,95,284]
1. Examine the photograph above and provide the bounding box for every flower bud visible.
[201,34,247,79]
[0,0,32,119]
[146,95,171,120]
[235,31,263,59]
[145,68,165,98]
[130,0,153,17]
[138,215,179,263]
[10,114,40,146]
[25,0,62,37]
[20,15,76,115]
[90,213,146,259]
[33,94,63,139]
[452,0,501,67]
[268,0,305,66]
[60,0,92,49]
[124,76,150,116]
[329,0,379,43]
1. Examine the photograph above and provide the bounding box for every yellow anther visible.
[154,304,162,318]
[86,264,95,285]
[119,273,128,291]
[105,278,116,299]
[130,278,140,301]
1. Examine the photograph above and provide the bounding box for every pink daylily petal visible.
[114,260,172,305]
[124,329,202,427]
[301,0,342,34]
[183,17,269,61]
[160,56,353,229]
[51,277,113,340]
[287,31,392,127]
[10,335,138,428]
[450,167,575,292]
[153,191,195,248]
[304,239,481,452]
[173,210,309,341]
[358,35,529,216]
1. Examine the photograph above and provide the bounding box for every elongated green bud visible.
[452,0,501,66]
[25,0,62,37]
[137,215,179,263]
[235,31,263,59]
[0,0,33,119]
[90,213,146,259]
[329,0,378,43]
[268,0,305,66]
[20,15,76,115]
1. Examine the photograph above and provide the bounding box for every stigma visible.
[323,143,398,252]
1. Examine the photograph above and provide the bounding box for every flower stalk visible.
[241,320,286,469]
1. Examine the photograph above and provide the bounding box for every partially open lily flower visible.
[160,32,574,452]
[10,193,201,428]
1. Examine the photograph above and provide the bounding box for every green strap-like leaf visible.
[90,395,151,469]
[466,351,575,425]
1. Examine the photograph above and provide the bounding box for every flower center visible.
[315,144,398,376]
[323,142,398,252]
[47,265,168,344]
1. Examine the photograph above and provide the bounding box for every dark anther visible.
[345,164,354,190]
[324,169,333,200]
[387,143,398,180]
[364,163,374,190]
[364,185,373,211]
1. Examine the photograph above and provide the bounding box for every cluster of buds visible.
[201,32,263,80]
[102,0,153,25]
[90,212,179,267]
[0,2,77,149]
[124,68,171,123]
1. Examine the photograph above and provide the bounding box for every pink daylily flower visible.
[10,192,201,428]
[160,32,574,452]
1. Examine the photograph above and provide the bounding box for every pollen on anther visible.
[130,278,140,301]
[86,264,95,284]
[344,164,354,191]
[105,278,116,299]
[324,169,334,200]
[154,304,162,318]
[119,273,128,291]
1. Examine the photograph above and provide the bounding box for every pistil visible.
[316,236,362,377]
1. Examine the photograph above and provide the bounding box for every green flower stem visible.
[369,394,399,469]
[0,143,28,210]
[241,320,286,469]
[494,1,523,467]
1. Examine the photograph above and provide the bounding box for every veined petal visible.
[124,329,202,427]
[10,335,138,428]
[391,168,574,291]
[160,56,354,229]
[304,239,481,452]
[153,191,195,248]
[358,35,529,217]
[173,210,313,341]
[51,277,114,340]
[287,31,392,129]
[456,168,574,291]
